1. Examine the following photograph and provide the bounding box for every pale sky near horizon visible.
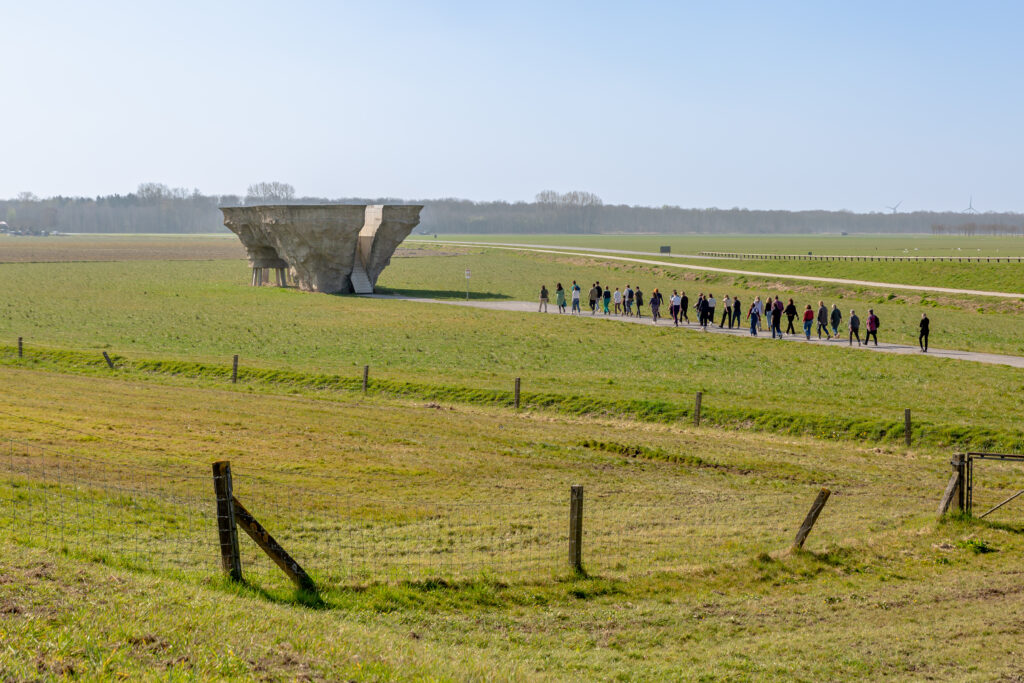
[2,1,1022,212]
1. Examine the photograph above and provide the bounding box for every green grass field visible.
[429,232,1024,257]
[3,234,1024,680]
[4,369,1024,680]
[416,236,1024,296]
[380,246,1024,354]
[2,250,1024,449]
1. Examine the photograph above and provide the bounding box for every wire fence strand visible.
[1,435,938,591]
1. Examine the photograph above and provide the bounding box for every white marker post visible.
[465,268,471,300]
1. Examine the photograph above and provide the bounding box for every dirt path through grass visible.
[367,293,1024,369]
[411,239,1024,298]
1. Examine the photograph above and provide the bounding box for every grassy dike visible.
[3,342,1021,452]
[2,368,1024,680]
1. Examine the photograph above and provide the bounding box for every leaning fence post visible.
[212,461,242,582]
[514,377,521,410]
[792,487,831,551]
[569,484,583,572]
[938,457,964,516]
[17,337,23,358]
[231,355,239,384]
[694,391,702,427]
[232,496,316,592]
[954,454,967,513]
[904,408,912,447]
[362,365,369,393]
[102,351,114,369]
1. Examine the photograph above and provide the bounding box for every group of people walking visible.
[543,281,651,317]
[539,282,932,352]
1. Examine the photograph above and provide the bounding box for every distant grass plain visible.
[3,232,1024,679]
[2,235,1023,448]
[425,232,1024,257]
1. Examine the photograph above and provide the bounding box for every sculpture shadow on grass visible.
[370,287,512,301]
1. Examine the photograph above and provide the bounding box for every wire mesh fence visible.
[2,438,217,579]
[0,436,936,592]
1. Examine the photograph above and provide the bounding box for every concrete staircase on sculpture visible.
[349,258,373,294]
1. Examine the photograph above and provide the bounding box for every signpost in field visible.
[465,268,470,300]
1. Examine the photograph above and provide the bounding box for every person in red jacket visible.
[802,304,814,340]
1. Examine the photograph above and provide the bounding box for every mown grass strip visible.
[2,344,1022,452]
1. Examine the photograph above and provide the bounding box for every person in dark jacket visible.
[650,288,663,323]
[919,313,930,352]
[830,304,842,337]
[634,288,644,318]
[816,301,831,340]
[733,297,741,328]
[680,292,690,324]
[848,309,861,345]
[784,299,798,334]
[865,309,880,346]
[539,284,549,313]
[771,297,784,338]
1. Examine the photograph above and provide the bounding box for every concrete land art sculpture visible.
[220,204,423,294]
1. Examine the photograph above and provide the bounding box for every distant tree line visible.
[930,223,1024,236]
[2,184,1023,235]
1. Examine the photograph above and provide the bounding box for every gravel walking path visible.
[367,293,1024,369]
[408,239,1024,299]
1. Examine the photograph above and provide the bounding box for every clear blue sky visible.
[2,0,1022,211]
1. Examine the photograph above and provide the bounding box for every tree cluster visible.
[931,223,1024,236]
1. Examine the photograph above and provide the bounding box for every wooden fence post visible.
[102,351,114,369]
[569,484,583,572]
[362,365,369,393]
[937,468,962,516]
[514,377,521,410]
[904,409,912,447]
[955,454,967,513]
[17,337,22,358]
[232,497,316,592]
[694,391,702,427]
[231,355,239,384]
[792,487,831,550]
[212,461,242,582]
